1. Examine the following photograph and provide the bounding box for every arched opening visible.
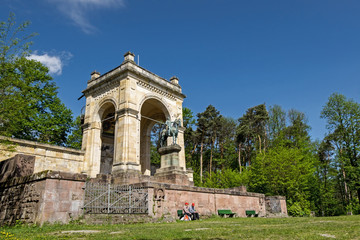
[99,103,116,174]
[140,98,169,175]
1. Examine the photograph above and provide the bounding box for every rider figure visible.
[165,117,172,136]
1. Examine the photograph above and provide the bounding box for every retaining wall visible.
[0,171,287,226]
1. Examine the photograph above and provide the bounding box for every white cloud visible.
[48,0,126,34]
[27,51,73,75]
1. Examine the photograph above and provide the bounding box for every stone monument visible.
[80,51,192,185]
[0,51,288,225]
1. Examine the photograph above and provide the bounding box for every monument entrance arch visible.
[139,97,170,175]
[81,52,189,184]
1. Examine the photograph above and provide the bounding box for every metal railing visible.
[83,182,148,214]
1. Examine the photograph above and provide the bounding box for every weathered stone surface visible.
[0,154,35,183]
[0,171,87,226]
[265,196,288,217]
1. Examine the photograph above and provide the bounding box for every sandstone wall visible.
[0,136,85,174]
[0,171,287,226]
[0,171,87,226]
[146,183,269,218]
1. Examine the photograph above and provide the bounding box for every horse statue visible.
[160,118,181,147]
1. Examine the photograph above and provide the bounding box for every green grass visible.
[1,215,360,240]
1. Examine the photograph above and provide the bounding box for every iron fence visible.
[83,182,148,214]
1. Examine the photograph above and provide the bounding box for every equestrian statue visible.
[160,118,181,147]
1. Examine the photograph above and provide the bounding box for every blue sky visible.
[2,0,360,141]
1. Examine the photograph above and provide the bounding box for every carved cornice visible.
[83,61,186,100]
[92,82,119,101]
[137,81,176,101]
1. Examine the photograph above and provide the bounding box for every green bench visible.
[177,210,183,219]
[246,210,258,217]
[218,209,236,218]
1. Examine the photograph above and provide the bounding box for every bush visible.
[288,201,311,217]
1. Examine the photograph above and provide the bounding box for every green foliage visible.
[183,107,198,169]
[150,143,160,167]
[237,104,269,167]
[196,105,221,181]
[0,13,74,146]
[267,105,286,142]
[0,12,37,63]
[66,115,83,149]
[202,168,249,189]
[321,93,360,210]
[249,146,316,201]
[0,57,73,145]
[287,201,310,217]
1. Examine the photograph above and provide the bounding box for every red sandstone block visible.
[59,191,69,201]
[42,202,55,213]
[43,191,57,201]
[59,202,71,212]
[46,179,60,190]
[59,180,72,190]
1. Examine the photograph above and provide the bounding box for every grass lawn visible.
[1,215,360,240]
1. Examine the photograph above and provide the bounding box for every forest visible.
[151,98,360,217]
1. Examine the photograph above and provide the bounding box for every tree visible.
[267,105,286,143]
[217,117,237,169]
[248,107,317,216]
[183,107,197,168]
[321,93,360,208]
[196,105,220,182]
[237,104,269,168]
[66,115,83,149]
[249,145,315,216]
[315,138,344,216]
[0,13,73,146]
[0,12,37,63]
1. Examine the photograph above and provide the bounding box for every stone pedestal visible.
[158,144,181,168]
[154,144,189,185]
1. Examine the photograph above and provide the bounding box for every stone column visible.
[82,122,102,177]
[112,108,141,174]
[81,94,102,178]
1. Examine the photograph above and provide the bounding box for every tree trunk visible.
[342,167,350,203]
[258,135,262,154]
[264,127,267,152]
[191,143,197,155]
[220,143,224,165]
[238,143,242,173]
[200,142,203,183]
